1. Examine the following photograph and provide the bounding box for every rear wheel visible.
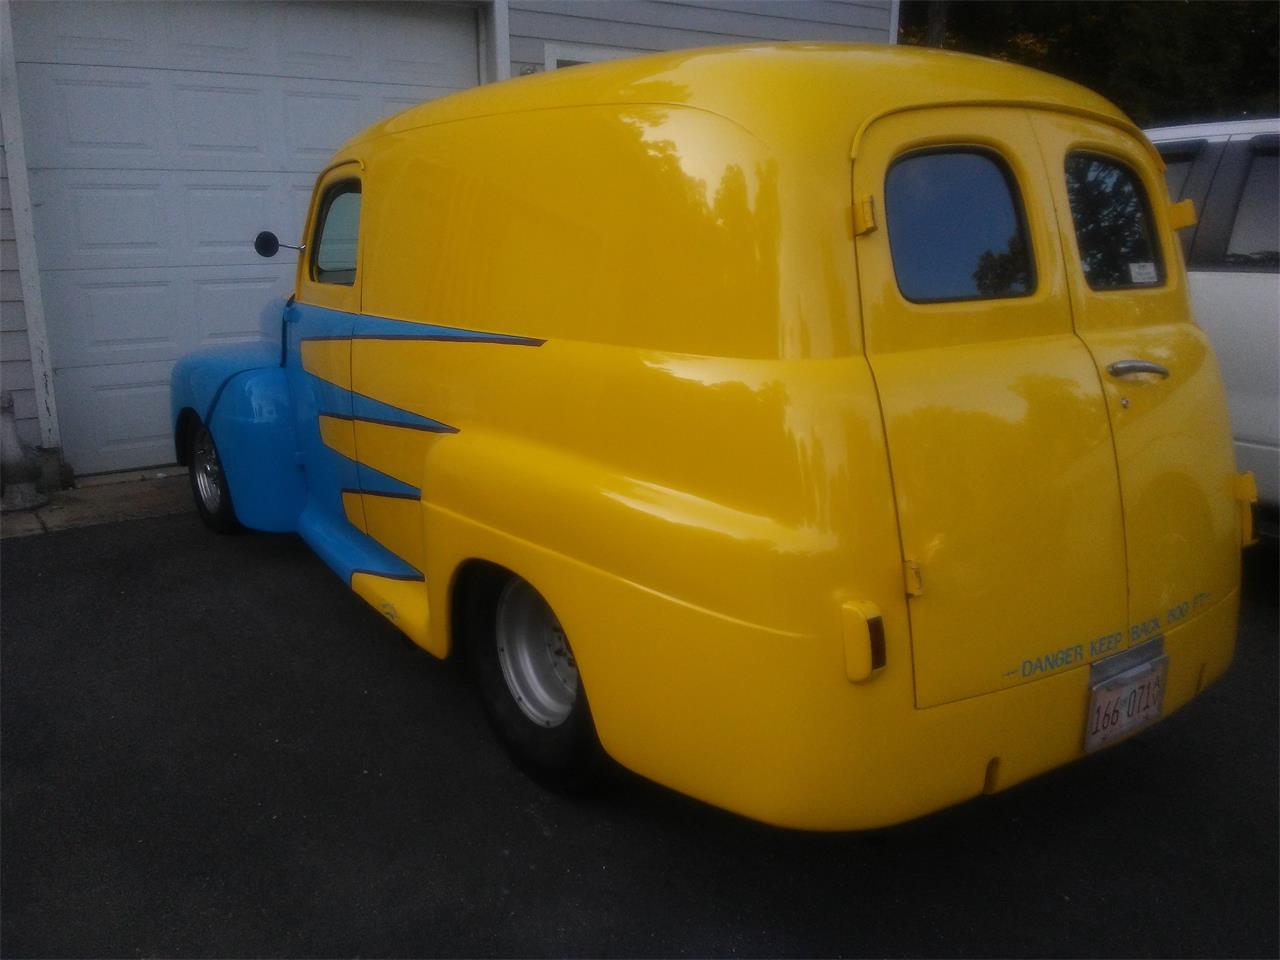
[464,569,601,786]
[188,423,239,534]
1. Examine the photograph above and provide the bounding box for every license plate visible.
[1084,641,1168,753]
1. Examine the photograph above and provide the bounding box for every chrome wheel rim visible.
[495,579,578,728]
[192,427,224,514]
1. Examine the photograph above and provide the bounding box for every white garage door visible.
[12,0,480,473]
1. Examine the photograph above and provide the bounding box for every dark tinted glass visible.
[885,150,1034,302]
[312,181,361,285]
[1065,154,1164,290]
[1226,150,1278,268]
[1163,158,1194,200]
[1156,141,1202,201]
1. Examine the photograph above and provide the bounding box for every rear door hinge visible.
[903,558,924,597]
[854,194,877,236]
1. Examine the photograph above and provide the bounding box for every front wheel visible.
[464,570,601,787]
[188,423,239,534]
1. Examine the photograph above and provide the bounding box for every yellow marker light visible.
[1169,197,1198,230]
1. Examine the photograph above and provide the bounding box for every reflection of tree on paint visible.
[973,232,1032,298]
[1065,154,1161,289]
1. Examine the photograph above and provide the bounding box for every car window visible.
[312,181,361,285]
[1163,158,1194,200]
[884,150,1035,303]
[1164,158,1195,200]
[1064,153,1164,290]
[1225,148,1278,269]
[1157,144,1201,200]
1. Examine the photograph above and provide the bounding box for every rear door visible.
[853,107,1129,708]
[1029,113,1241,636]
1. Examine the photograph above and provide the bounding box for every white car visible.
[1146,119,1279,511]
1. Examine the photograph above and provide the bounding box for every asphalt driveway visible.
[2,513,1276,958]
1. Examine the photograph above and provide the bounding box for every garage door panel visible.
[44,264,292,371]
[29,169,311,272]
[18,67,168,169]
[56,361,178,473]
[11,1,168,71]
[283,90,370,164]
[192,273,290,345]
[28,171,178,272]
[276,3,364,75]
[274,79,465,168]
[172,82,273,166]
[277,2,480,86]
[21,62,457,174]
[164,2,276,75]
[179,171,309,267]
[42,270,184,369]
[181,179,281,263]
[16,1,479,87]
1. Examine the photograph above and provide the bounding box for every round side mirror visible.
[253,231,280,258]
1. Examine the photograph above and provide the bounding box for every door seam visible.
[1023,108,1134,629]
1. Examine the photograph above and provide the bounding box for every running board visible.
[296,501,430,649]
[352,572,431,649]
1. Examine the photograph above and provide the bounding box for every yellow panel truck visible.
[171,44,1256,829]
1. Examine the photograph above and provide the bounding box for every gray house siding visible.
[509,1,893,75]
[0,117,39,448]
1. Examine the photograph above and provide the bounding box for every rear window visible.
[884,149,1035,303]
[1065,153,1164,290]
[1225,148,1278,268]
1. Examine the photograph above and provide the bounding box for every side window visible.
[1064,153,1164,290]
[1225,145,1278,269]
[884,150,1035,303]
[311,180,361,285]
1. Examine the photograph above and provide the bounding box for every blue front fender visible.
[171,339,304,532]
[170,340,281,430]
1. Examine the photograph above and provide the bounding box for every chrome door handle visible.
[1107,359,1170,379]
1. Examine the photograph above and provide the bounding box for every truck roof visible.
[343,42,1133,153]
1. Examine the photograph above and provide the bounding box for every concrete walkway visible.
[0,469,189,539]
